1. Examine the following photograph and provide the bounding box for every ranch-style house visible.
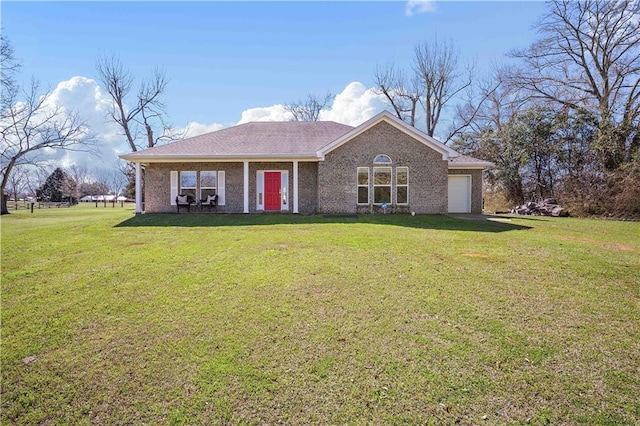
[119,111,493,215]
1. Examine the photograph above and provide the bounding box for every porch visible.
[134,160,312,214]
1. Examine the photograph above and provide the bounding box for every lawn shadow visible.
[114,213,531,233]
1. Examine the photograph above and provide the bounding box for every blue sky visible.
[2,1,547,169]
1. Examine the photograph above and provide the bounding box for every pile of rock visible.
[511,199,569,217]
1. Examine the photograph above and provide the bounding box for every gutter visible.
[118,153,320,163]
[447,161,495,169]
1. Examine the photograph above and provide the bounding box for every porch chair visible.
[201,194,217,212]
[176,194,194,212]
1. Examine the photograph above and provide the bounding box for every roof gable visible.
[317,111,459,161]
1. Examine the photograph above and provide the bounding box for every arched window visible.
[373,154,392,164]
[356,155,409,207]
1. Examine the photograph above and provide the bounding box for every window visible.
[172,170,225,206]
[373,167,392,204]
[281,172,288,206]
[357,164,409,207]
[200,171,217,200]
[180,171,196,199]
[374,154,392,164]
[357,167,369,204]
[396,167,408,205]
[257,172,264,206]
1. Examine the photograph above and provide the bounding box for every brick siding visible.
[317,121,448,214]
[144,161,318,213]
[143,122,481,215]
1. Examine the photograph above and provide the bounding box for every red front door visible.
[264,172,281,211]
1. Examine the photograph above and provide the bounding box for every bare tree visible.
[284,92,333,121]
[1,35,20,112]
[116,159,137,199]
[110,167,128,199]
[444,71,504,142]
[374,63,422,126]
[1,80,94,214]
[509,0,640,169]
[414,38,472,137]
[94,167,127,201]
[67,164,89,185]
[96,55,179,151]
[448,66,536,206]
[4,164,30,203]
[373,39,472,137]
[77,180,109,199]
[66,164,90,201]
[24,165,53,200]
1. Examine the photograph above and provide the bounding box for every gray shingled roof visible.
[120,114,493,168]
[125,121,354,159]
[448,154,495,168]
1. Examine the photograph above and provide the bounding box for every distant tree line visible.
[5,164,132,204]
[450,0,640,216]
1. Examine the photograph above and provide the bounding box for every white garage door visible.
[448,175,471,213]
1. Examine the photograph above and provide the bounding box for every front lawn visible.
[1,205,638,424]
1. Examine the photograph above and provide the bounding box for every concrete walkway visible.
[447,213,513,222]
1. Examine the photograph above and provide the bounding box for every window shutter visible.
[170,171,178,205]
[218,171,225,205]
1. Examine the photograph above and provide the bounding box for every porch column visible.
[243,161,249,213]
[135,162,142,214]
[293,160,299,214]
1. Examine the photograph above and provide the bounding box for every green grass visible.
[2,204,639,425]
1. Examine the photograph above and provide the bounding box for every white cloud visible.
[237,104,293,124]
[232,82,389,127]
[15,78,393,178]
[405,0,437,17]
[45,76,113,119]
[10,76,125,175]
[178,121,225,139]
[23,77,225,175]
[318,82,388,126]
